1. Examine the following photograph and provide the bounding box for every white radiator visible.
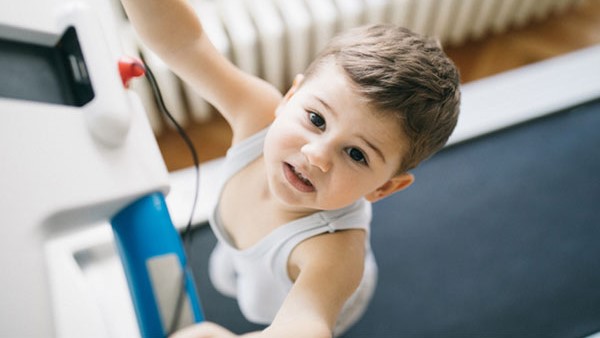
[110,0,585,135]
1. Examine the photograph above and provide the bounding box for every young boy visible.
[120,1,460,337]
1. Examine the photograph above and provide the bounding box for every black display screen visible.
[0,26,94,107]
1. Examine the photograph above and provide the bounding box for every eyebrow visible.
[315,96,386,164]
[361,136,386,164]
[315,96,337,117]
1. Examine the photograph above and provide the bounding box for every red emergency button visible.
[118,56,145,88]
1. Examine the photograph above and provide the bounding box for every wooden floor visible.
[444,0,600,83]
[157,0,600,172]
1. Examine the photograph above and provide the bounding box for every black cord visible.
[136,61,200,335]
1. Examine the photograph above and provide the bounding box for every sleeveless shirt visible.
[208,127,377,336]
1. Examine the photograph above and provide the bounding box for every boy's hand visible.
[170,322,240,338]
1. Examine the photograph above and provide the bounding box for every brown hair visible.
[304,24,461,173]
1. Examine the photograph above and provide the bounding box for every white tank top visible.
[208,127,377,336]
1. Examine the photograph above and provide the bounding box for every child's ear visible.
[283,74,304,102]
[365,173,415,203]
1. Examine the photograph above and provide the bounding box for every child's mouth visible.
[283,163,315,192]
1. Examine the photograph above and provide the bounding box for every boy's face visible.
[264,60,412,212]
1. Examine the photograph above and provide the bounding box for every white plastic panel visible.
[57,3,133,147]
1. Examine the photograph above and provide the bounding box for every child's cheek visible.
[265,121,293,158]
[270,106,311,154]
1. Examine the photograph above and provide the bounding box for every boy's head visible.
[303,24,461,173]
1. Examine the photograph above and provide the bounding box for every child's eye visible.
[309,112,326,129]
[347,147,367,165]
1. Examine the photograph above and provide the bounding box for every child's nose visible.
[301,141,332,173]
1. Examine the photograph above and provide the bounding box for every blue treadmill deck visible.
[187,98,600,337]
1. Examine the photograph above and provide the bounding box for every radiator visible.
[110,0,585,135]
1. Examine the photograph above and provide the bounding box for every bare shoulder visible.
[288,229,366,285]
[281,229,366,330]
[227,73,283,144]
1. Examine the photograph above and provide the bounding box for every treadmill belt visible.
[187,98,600,337]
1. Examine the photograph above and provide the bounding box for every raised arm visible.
[170,230,365,338]
[120,0,282,141]
[268,229,366,337]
